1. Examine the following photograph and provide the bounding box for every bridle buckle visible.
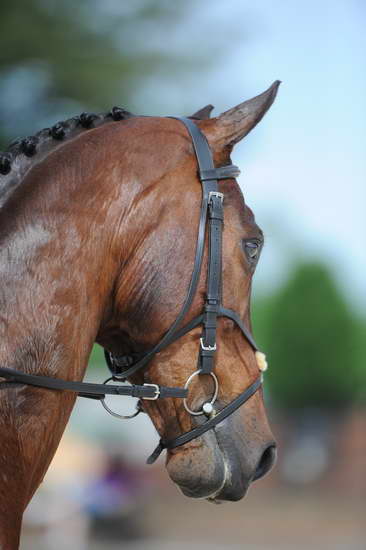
[200,338,216,352]
[208,191,224,203]
[143,383,160,400]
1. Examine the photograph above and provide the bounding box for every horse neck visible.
[0,117,184,377]
[0,149,129,380]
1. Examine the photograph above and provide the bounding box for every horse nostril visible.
[253,444,277,481]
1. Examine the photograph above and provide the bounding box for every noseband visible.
[0,117,266,464]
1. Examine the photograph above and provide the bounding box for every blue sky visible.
[140,0,365,312]
[225,0,365,311]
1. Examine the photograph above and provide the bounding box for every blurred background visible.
[1,1,364,549]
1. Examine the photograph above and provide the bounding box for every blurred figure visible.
[83,452,153,542]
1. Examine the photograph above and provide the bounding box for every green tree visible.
[0,0,234,147]
[253,261,365,410]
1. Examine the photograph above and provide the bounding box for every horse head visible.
[94,82,280,501]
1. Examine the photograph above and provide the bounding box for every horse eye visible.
[243,240,261,263]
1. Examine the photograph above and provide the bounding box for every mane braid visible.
[0,106,134,177]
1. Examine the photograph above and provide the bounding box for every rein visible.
[0,117,266,464]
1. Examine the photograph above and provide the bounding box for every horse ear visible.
[211,81,281,149]
[190,104,214,120]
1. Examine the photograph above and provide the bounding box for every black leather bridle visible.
[0,117,265,464]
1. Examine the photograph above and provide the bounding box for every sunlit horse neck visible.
[0,81,279,549]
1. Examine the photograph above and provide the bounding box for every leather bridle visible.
[0,116,266,464]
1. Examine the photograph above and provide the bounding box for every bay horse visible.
[0,81,280,549]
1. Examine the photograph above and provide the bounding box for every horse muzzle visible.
[166,411,277,501]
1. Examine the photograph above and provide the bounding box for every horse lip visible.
[178,469,227,500]
[175,428,233,501]
[204,458,230,502]
[167,426,229,500]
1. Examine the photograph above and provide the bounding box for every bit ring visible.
[183,370,219,416]
[100,377,142,420]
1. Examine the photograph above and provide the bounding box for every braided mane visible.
[0,106,134,188]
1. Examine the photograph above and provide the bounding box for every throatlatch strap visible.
[107,188,209,378]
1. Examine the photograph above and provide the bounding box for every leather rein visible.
[0,117,266,464]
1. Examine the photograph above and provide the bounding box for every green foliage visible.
[88,343,105,370]
[253,261,365,411]
[0,1,182,105]
[0,0,204,148]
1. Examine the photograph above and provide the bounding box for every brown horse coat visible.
[0,81,279,548]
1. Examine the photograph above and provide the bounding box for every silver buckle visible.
[143,383,160,400]
[200,337,216,352]
[208,191,224,203]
